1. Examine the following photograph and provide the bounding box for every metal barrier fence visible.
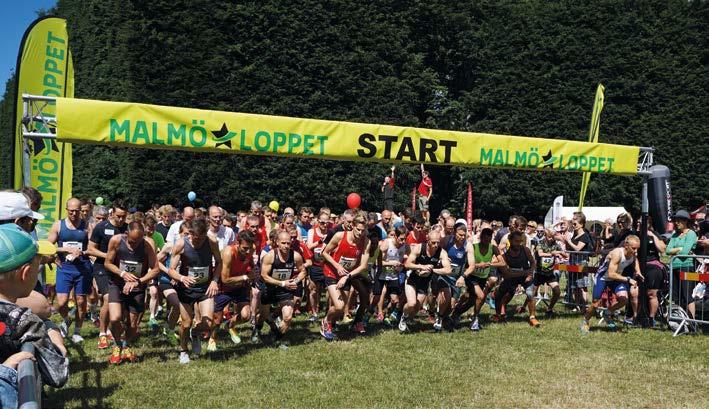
[553,250,600,311]
[667,254,708,337]
[18,343,41,409]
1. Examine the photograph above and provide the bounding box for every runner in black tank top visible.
[166,219,222,364]
[257,231,306,347]
[399,231,452,333]
[104,221,158,364]
[495,231,540,327]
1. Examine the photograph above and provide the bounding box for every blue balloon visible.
[187,191,196,202]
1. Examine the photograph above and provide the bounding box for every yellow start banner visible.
[13,17,74,239]
[55,97,640,175]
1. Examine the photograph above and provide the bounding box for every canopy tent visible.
[544,206,628,228]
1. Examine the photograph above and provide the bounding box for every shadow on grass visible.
[44,341,120,409]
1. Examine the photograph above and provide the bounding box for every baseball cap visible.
[0,224,56,274]
[0,192,44,221]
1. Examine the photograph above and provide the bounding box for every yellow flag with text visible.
[578,84,604,210]
[13,17,74,239]
[55,96,639,175]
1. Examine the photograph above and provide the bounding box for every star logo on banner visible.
[211,123,238,148]
[541,150,556,169]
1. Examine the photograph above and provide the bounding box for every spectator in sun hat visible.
[665,209,698,311]
[0,191,44,235]
[0,224,69,400]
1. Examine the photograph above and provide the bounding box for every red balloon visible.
[347,192,361,209]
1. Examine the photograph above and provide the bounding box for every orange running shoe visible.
[121,347,138,363]
[529,317,541,328]
[109,346,122,364]
[97,335,109,350]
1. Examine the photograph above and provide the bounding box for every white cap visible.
[455,218,468,228]
[0,192,44,221]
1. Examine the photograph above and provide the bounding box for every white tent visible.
[544,206,628,228]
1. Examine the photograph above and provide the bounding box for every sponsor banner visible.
[579,84,605,210]
[55,96,639,175]
[13,17,74,239]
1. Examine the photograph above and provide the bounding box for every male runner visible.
[453,228,502,330]
[258,230,306,348]
[306,211,331,322]
[86,200,128,349]
[435,224,475,331]
[534,229,564,317]
[373,226,407,322]
[47,198,94,343]
[296,207,312,241]
[167,219,221,364]
[165,206,195,246]
[155,205,175,240]
[209,230,255,350]
[320,215,371,340]
[399,231,452,332]
[581,236,643,333]
[207,205,236,250]
[494,231,540,327]
[104,221,159,363]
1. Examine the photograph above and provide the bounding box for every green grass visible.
[46,305,708,409]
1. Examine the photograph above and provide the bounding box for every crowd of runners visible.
[3,166,706,366]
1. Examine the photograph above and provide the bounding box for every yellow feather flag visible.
[578,84,604,211]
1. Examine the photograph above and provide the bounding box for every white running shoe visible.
[398,315,409,333]
[179,351,190,364]
[71,333,84,344]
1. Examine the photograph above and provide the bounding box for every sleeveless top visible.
[598,248,635,281]
[380,239,405,281]
[324,231,365,279]
[445,240,467,277]
[472,243,494,278]
[503,246,531,275]
[112,236,147,287]
[413,245,442,277]
[58,219,89,263]
[179,238,213,287]
[270,249,296,283]
[311,228,327,266]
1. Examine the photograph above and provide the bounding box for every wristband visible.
[280,281,285,288]
[120,271,125,278]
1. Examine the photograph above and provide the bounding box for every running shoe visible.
[97,335,109,349]
[207,338,217,352]
[109,346,122,364]
[433,317,442,332]
[121,347,138,363]
[228,328,242,344]
[623,317,635,326]
[250,328,261,344]
[341,315,354,325]
[277,339,290,350]
[491,314,506,324]
[580,320,590,334]
[92,315,100,328]
[148,317,159,331]
[389,310,399,323]
[320,319,334,341]
[308,314,319,323]
[486,295,495,310]
[544,310,557,319]
[648,317,657,329]
[71,333,84,344]
[470,318,481,331]
[354,322,366,335]
[529,317,541,328]
[607,319,617,331]
[107,331,114,342]
[179,351,190,364]
[59,319,71,338]
[398,316,409,333]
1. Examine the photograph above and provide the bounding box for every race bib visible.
[313,247,324,262]
[120,260,143,277]
[382,265,398,280]
[540,256,555,273]
[63,241,83,251]
[188,266,209,284]
[271,268,292,281]
[105,229,115,236]
[339,256,357,271]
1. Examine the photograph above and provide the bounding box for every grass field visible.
[45,304,708,409]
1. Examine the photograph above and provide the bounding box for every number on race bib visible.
[271,269,292,281]
[188,266,209,284]
[313,248,323,262]
[120,260,143,277]
[63,241,83,251]
[339,257,357,271]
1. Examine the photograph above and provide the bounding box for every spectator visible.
[381,165,396,211]
[665,210,698,313]
[0,224,69,400]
